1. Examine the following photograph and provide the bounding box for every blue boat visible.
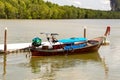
[30,27,110,56]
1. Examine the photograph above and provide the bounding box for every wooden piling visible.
[4,27,7,53]
[84,26,87,38]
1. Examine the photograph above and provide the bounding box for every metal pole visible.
[4,27,7,53]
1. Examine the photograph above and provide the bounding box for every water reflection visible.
[1,51,109,80]
[29,52,104,79]
[3,54,7,75]
[2,53,7,80]
[101,57,109,79]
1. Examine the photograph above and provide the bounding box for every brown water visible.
[0,19,120,80]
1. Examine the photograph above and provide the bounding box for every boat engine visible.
[32,37,42,47]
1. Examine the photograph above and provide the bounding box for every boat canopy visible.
[58,37,87,43]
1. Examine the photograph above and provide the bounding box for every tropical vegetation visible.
[0,0,120,19]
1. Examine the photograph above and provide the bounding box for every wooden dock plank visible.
[0,43,31,53]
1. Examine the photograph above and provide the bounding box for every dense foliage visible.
[0,0,120,19]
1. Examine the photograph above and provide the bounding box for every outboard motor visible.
[32,37,42,47]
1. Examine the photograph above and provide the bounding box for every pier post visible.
[4,27,7,53]
[84,26,87,38]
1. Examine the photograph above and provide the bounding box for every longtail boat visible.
[30,27,110,56]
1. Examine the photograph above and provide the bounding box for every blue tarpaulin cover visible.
[58,37,87,43]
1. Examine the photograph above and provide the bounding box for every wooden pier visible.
[0,43,31,53]
[0,27,31,54]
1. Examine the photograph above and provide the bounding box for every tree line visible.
[0,0,120,19]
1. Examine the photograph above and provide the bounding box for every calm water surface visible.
[0,19,120,80]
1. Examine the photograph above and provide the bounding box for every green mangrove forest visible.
[0,0,120,19]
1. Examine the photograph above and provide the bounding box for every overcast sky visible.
[44,0,111,10]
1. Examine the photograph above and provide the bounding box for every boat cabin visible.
[58,37,87,50]
[32,33,88,51]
